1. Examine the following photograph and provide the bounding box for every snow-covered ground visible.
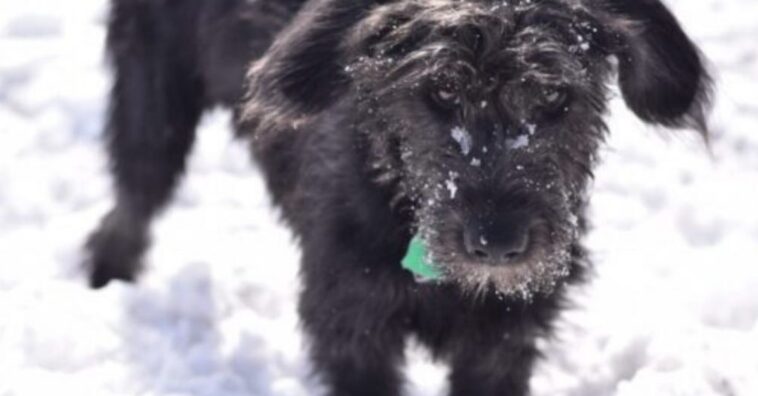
[1,0,757,395]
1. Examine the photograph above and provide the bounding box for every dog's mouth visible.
[414,213,576,299]
[430,237,571,299]
[399,166,581,297]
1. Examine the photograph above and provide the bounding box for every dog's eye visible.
[541,88,570,111]
[432,88,460,109]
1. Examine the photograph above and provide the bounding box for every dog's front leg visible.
[445,320,540,396]
[298,244,410,396]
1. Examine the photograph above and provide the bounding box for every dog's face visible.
[342,0,710,297]
[243,0,710,298]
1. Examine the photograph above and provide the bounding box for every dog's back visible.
[107,0,306,107]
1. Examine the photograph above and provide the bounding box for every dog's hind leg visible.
[85,1,206,289]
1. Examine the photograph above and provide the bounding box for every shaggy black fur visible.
[86,0,711,395]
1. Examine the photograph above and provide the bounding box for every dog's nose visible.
[462,216,531,263]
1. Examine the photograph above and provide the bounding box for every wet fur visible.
[87,0,711,395]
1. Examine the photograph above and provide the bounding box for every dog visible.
[86,0,711,394]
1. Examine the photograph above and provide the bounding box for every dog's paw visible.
[83,210,149,289]
[85,252,140,289]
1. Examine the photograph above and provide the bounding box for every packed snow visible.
[1,1,757,395]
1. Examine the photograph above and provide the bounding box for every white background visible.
[1,0,757,395]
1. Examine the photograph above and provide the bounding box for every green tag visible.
[401,236,442,281]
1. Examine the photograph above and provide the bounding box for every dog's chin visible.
[431,244,573,300]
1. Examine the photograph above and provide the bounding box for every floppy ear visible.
[605,0,712,134]
[344,2,430,59]
[240,0,377,129]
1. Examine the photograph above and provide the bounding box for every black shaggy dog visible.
[86,0,711,394]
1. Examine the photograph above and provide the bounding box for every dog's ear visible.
[241,0,377,128]
[345,3,429,60]
[604,0,712,135]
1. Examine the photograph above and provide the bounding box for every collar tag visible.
[401,236,442,282]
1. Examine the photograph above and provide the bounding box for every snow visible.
[1,0,757,395]
[451,126,472,156]
[507,134,530,150]
[445,172,459,200]
[525,122,537,135]
[445,179,458,199]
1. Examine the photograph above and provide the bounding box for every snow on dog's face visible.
[345,0,710,297]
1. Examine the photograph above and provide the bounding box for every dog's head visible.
[244,0,711,298]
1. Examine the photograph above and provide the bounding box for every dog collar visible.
[401,236,443,282]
